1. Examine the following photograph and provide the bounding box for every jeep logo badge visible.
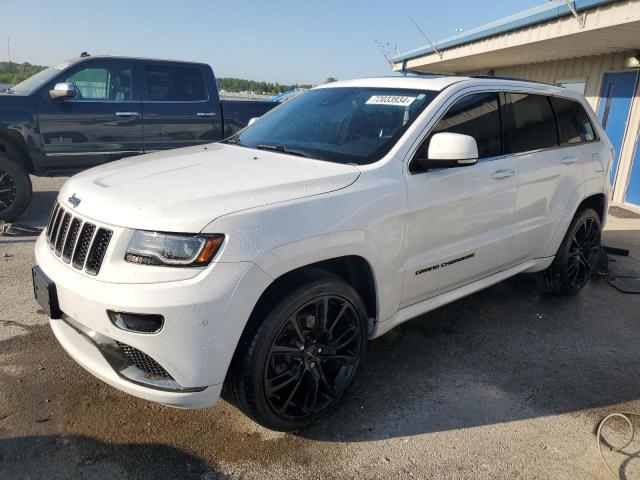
[68,193,81,208]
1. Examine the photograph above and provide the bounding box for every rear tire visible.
[224,269,368,431]
[0,152,32,222]
[540,208,602,296]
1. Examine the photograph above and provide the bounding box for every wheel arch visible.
[543,186,606,259]
[253,255,378,329]
[576,192,606,224]
[0,131,34,173]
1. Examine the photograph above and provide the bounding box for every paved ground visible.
[2,177,640,479]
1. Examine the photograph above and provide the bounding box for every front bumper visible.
[35,232,271,408]
[50,316,222,407]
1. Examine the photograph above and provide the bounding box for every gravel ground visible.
[2,176,640,479]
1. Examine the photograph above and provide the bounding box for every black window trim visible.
[408,90,507,175]
[503,92,601,158]
[502,91,559,155]
[142,62,209,103]
[46,59,137,104]
[548,94,600,147]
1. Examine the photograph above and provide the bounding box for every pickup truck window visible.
[145,65,206,102]
[228,87,438,165]
[65,63,134,101]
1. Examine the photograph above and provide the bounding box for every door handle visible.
[115,111,140,117]
[561,156,578,165]
[196,112,217,117]
[491,169,515,179]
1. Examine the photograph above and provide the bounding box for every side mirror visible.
[49,83,77,100]
[413,132,478,171]
[247,117,260,126]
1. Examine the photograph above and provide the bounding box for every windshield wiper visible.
[256,144,311,158]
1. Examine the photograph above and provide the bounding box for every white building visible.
[393,0,640,213]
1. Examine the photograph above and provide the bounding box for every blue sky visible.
[0,0,542,85]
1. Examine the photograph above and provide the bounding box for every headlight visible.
[125,231,224,267]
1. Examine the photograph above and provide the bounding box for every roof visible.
[392,0,616,64]
[62,55,209,67]
[314,75,570,96]
[315,76,469,91]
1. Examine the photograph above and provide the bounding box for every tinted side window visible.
[145,65,206,101]
[65,63,134,101]
[428,92,502,158]
[550,97,596,145]
[504,93,558,153]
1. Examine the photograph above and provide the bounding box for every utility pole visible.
[7,36,10,64]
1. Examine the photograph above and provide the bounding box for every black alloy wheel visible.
[540,207,602,296]
[264,295,363,418]
[0,168,16,212]
[566,216,601,288]
[0,152,32,222]
[224,270,368,431]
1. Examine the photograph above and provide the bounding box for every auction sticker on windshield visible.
[365,95,416,107]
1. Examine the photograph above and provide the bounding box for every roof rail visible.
[470,75,558,87]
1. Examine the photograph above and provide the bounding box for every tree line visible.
[217,77,312,95]
[0,61,329,95]
[0,62,46,84]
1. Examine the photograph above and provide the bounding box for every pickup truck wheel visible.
[0,153,32,222]
[540,208,601,296]
[225,270,368,431]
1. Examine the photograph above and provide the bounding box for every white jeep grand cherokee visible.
[33,76,611,431]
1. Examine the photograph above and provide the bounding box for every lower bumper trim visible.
[60,315,206,393]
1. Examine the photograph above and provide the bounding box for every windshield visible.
[8,64,68,95]
[227,87,438,165]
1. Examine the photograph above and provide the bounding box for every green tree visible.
[325,77,337,83]
[216,77,312,95]
[0,61,47,85]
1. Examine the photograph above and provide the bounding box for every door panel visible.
[37,61,142,171]
[402,157,517,306]
[597,71,639,186]
[401,91,516,307]
[141,63,221,151]
[504,93,584,261]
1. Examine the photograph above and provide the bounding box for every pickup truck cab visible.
[33,76,612,431]
[0,55,275,221]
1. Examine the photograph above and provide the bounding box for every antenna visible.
[410,17,442,58]
[373,39,394,67]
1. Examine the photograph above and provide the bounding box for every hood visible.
[59,143,361,232]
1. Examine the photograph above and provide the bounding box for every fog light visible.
[108,311,164,333]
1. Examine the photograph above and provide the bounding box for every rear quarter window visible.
[550,96,597,145]
[145,65,206,102]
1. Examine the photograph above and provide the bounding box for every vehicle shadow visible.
[16,189,59,228]
[0,434,228,480]
[299,267,640,442]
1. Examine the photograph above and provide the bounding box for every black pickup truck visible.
[0,55,277,221]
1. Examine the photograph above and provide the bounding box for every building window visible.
[555,78,587,95]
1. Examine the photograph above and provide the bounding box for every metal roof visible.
[392,0,617,64]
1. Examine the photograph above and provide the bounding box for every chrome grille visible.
[45,202,112,276]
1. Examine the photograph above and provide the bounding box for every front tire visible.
[540,208,602,296]
[225,270,368,431]
[0,152,32,222]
